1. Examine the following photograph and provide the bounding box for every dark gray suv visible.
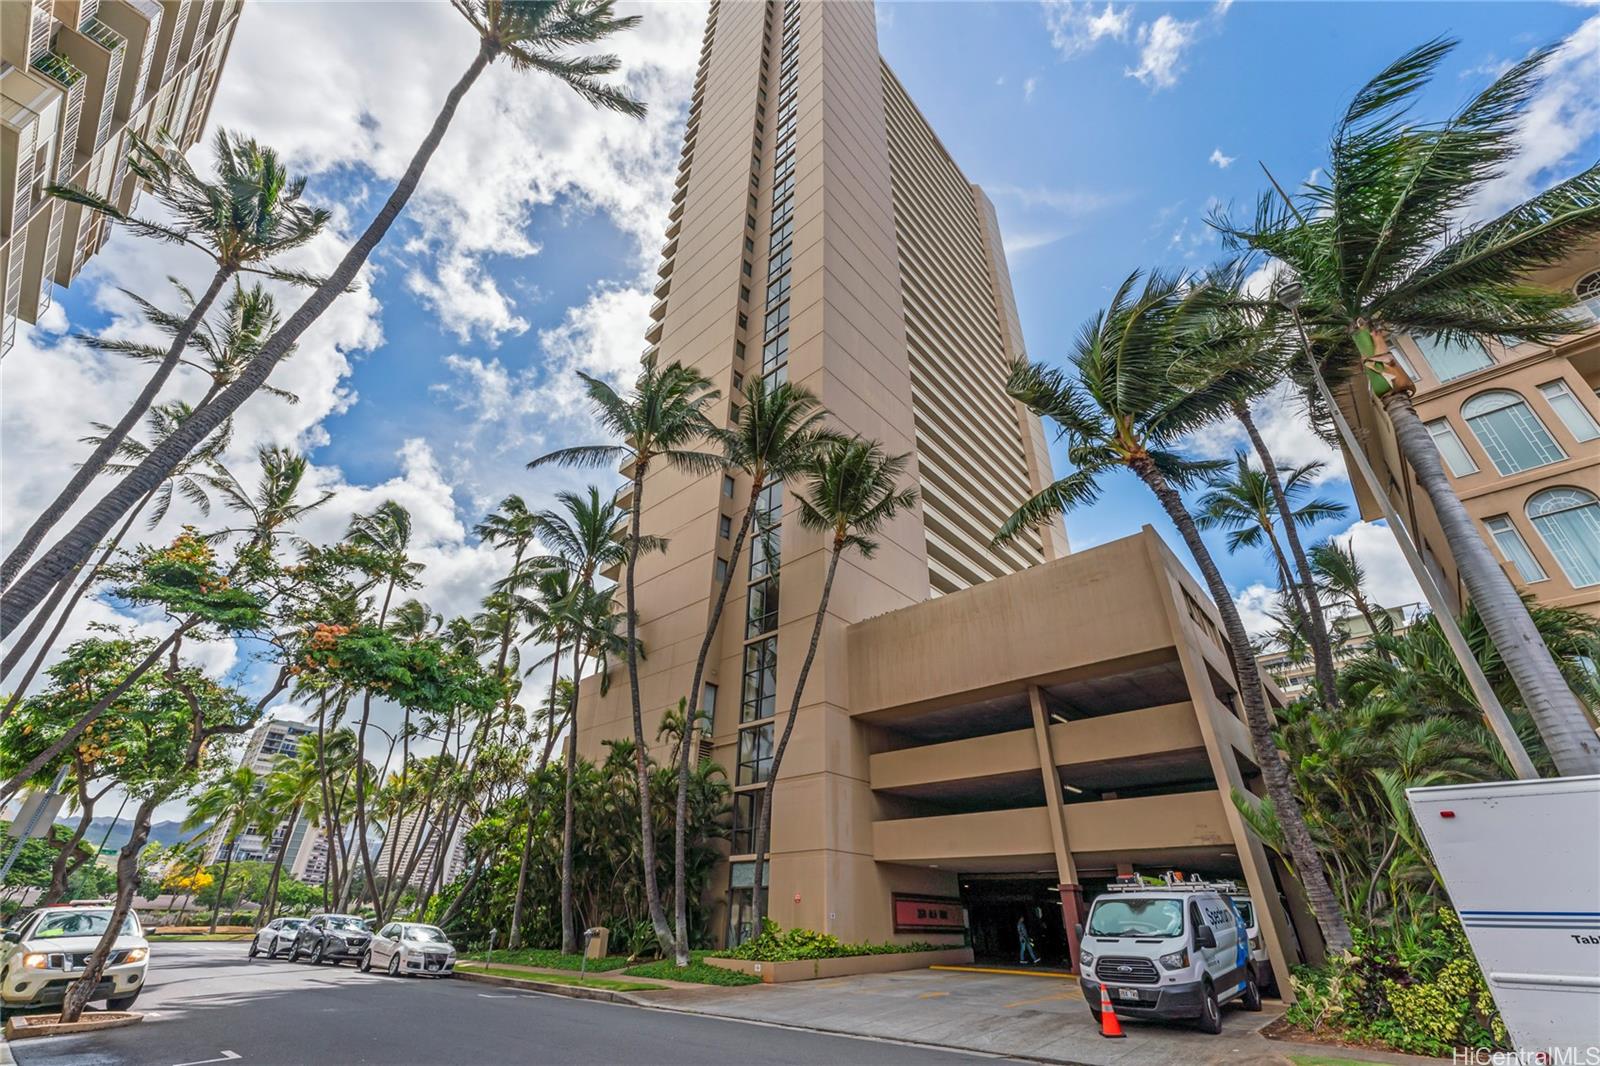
[289,914,372,965]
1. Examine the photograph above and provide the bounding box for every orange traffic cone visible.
[1098,984,1126,1039]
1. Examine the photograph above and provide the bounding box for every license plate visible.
[1116,988,1141,1002]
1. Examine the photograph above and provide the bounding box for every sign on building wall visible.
[892,894,966,934]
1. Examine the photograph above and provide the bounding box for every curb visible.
[4,1011,145,1041]
[0,1033,14,1066]
[453,969,656,1005]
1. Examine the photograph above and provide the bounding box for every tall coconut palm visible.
[3,132,327,592]
[1310,541,1388,641]
[998,270,1354,951]
[1196,452,1347,608]
[2,0,647,638]
[260,737,326,923]
[1215,39,1600,774]
[748,438,918,931]
[476,494,545,754]
[0,402,233,722]
[671,378,831,965]
[207,446,334,551]
[529,358,723,954]
[182,766,261,934]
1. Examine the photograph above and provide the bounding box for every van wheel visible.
[1196,982,1223,1034]
[1242,970,1262,1012]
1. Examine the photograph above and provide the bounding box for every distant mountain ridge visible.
[54,817,210,853]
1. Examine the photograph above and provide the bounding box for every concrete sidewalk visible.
[632,966,1379,1066]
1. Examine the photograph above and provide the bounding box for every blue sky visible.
[4,2,1597,814]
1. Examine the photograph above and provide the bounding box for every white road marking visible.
[476,993,520,999]
[171,1052,240,1066]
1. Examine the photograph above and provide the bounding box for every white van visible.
[1076,876,1261,1033]
[1229,892,1275,994]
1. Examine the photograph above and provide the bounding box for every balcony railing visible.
[32,52,86,88]
[80,17,127,54]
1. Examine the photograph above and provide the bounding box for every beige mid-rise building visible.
[1335,251,1600,619]
[1,0,241,356]
[573,0,1318,987]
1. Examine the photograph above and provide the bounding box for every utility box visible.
[1408,774,1600,1058]
[584,927,609,960]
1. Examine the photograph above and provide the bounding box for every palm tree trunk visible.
[0,268,234,594]
[561,642,584,954]
[1132,456,1353,952]
[261,803,300,924]
[750,540,841,933]
[210,844,235,934]
[674,480,761,964]
[59,793,160,1023]
[1381,390,1600,774]
[0,618,195,804]
[437,854,485,929]
[0,38,499,637]
[621,461,674,955]
[511,634,559,951]
[1235,402,1340,707]
[1,490,155,728]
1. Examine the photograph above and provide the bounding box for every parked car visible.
[289,914,372,965]
[359,922,457,978]
[249,917,309,960]
[0,901,149,1011]
[1076,876,1260,1033]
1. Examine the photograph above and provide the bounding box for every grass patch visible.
[464,965,663,992]
[622,951,761,987]
[461,947,633,972]
[149,933,253,942]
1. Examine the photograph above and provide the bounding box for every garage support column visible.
[1028,685,1082,970]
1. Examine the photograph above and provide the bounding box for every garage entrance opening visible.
[960,876,1071,969]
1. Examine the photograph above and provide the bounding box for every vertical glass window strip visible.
[1412,334,1494,382]
[1425,418,1478,477]
[1537,380,1600,443]
[1461,391,1565,474]
[746,576,780,637]
[1483,516,1547,584]
[741,636,778,722]
[736,723,774,784]
[1527,488,1600,589]
[749,483,783,577]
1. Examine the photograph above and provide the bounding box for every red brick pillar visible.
[1059,883,1086,970]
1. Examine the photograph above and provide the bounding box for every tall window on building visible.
[1575,270,1600,324]
[741,636,778,722]
[1527,487,1600,589]
[1537,380,1600,443]
[1461,390,1564,474]
[1425,418,1478,477]
[1483,516,1547,584]
[1411,334,1494,382]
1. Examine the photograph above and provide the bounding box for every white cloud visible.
[1329,520,1426,612]
[989,183,1127,215]
[1182,380,1345,481]
[1469,16,1600,219]
[1208,147,1235,169]
[1041,1,1133,57]
[1233,582,1279,638]
[1023,76,1038,102]
[1127,14,1199,90]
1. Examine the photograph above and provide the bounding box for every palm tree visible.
[3,132,327,591]
[672,378,831,965]
[998,270,1354,951]
[1196,452,1347,611]
[0,402,233,723]
[1310,541,1388,641]
[1,0,647,638]
[529,358,723,954]
[260,737,326,923]
[748,438,918,931]
[476,494,545,755]
[206,446,334,551]
[1215,40,1600,774]
[183,766,261,934]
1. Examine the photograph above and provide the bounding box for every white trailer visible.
[1407,775,1600,1057]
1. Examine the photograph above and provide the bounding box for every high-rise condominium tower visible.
[575,0,1314,986]
[1,0,242,356]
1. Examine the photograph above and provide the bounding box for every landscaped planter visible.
[5,1011,144,1040]
[705,946,973,983]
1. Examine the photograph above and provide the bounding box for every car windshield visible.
[1232,900,1254,927]
[403,926,448,943]
[32,911,137,939]
[326,916,368,932]
[282,919,306,929]
[1087,898,1184,938]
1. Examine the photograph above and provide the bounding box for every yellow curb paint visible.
[929,965,1078,981]
[917,991,949,999]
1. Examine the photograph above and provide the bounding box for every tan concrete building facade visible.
[575,0,1313,985]
[1,0,241,356]
[1335,250,1600,620]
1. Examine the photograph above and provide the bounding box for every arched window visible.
[1461,390,1564,475]
[1575,270,1600,325]
[1527,488,1600,589]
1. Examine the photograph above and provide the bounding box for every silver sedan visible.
[249,917,308,960]
[359,922,457,977]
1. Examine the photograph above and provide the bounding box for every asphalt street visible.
[6,943,1014,1065]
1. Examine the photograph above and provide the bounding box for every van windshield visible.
[1087,898,1184,938]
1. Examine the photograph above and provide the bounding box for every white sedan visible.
[359,922,456,977]
[248,917,308,960]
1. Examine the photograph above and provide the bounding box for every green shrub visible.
[622,954,761,986]
[714,921,939,962]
